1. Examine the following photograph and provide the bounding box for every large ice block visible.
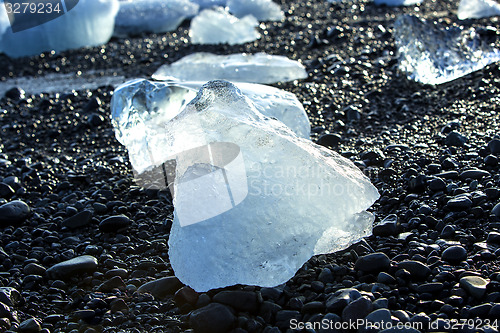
[457,0,500,20]
[394,15,500,85]
[160,81,379,292]
[374,0,423,6]
[226,0,284,21]
[153,52,308,84]
[114,0,199,36]
[189,7,259,45]
[0,0,119,58]
[110,79,310,174]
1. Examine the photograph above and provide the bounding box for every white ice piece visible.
[160,81,379,292]
[457,0,500,20]
[153,52,308,84]
[110,79,310,174]
[226,0,284,21]
[0,4,9,36]
[189,7,259,45]
[394,15,500,85]
[114,0,199,36]
[374,0,423,6]
[0,0,118,58]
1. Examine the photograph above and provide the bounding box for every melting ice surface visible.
[189,7,259,45]
[0,0,119,58]
[190,0,227,9]
[111,79,310,173]
[114,0,199,36]
[226,0,284,21]
[373,0,423,6]
[153,52,308,84]
[457,0,500,20]
[394,15,500,85]
[111,80,379,292]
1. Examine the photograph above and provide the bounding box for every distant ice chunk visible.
[226,0,284,21]
[155,81,378,292]
[111,79,310,174]
[153,52,307,84]
[190,0,227,9]
[114,0,199,36]
[189,7,259,45]
[374,0,423,6]
[0,0,118,58]
[394,15,500,85]
[457,0,500,20]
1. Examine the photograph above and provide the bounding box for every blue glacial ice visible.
[111,80,379,292]
[111,79,310,174]
[189,7,259,45]
[114,0,199,36]
[457,0,500,20]
[153,52,308,84]
[190,0,227,9]
[374,0,424,6]
[394,15,500,85]
[0,0,118,58]
[226,0,284,21]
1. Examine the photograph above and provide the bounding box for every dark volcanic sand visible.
[1,0,500,332]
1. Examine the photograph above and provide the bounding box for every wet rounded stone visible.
[488,139,500,154]
[428,178,446,191]
[137,276,182,299]
[487,232,500,244]
[99,215,131,233]
[213,290,258,313]
[18,318,41,333]
[445,131,467,147]
[459,169,490,180]
[342,296,372,322]
[441,245,467,264]
[373,214,398,237]
[317,133,341,147]
[23,263,46,276]
[397,261,430,279]
[62,210,93,229]
[190,303,235,333]
[46,255,98,280]
[446,196,472,210]
[0,200,30,225]
[326,288,362,312]
[354,252,390,273]
[492,202,500,218]
[0,183,15,199]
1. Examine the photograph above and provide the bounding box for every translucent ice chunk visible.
[0,0,119,58]
[0,5,9,36]
[110,79,310,174]
[457,0,500,20]
[114,0,199,36]
[394,15,500,85]
[190,0,227,9]
[160,81,379,292]
[374,0,423,6]
[189,7,259,45]
[153,52,308,84]
[226,0,284,21]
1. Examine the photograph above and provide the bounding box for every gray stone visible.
[0,200,30,225]
[416,282,444,294]
[373,214,398,237]
[488,232,500,244]
[18,318,41,333]
[46,255,98,280]
[97,276,126,292]
[377,272,396,284]
[460,169,490,180]
[460,276,489,298]
[137,276,182,299]
[446,196,472,210]
[492,202,500,218]
[355,253,390,273]
[445,131,467,147]
[23,263,46,276]
[0,287,21,306]
[342,296,372,322]
[488,139,500,154]
[326,288,362,312]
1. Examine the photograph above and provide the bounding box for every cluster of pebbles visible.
[1,0,500,332]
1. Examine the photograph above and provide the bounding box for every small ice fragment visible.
[394,15,500,85]
[190,0,227,9]
[153,52,307,84]
[0,0,118,58]
[160,81,379,292]
[114,0,199,36]
[457,0,500,20]
[110,79,310,175]
[226,0,284,21]
[374,0,423,6]
[189,7,259,45]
